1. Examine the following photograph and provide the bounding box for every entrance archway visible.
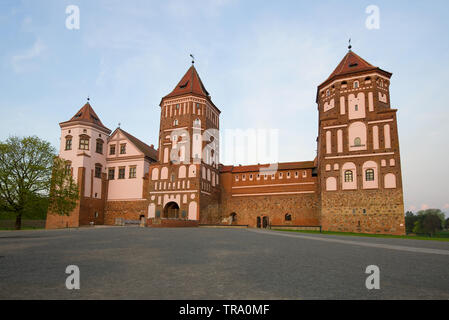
[163,202,180,219]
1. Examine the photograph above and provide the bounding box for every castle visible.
[46,48,406,235]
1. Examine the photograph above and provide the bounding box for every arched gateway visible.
[163,202,180,219]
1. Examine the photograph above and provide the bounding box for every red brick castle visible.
[46,48,405,235]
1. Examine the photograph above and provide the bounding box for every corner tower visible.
[147,64,221,224]
[46,100,111,229]
[317,48,405,235]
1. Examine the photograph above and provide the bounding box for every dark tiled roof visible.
[112,128,158,162]
[61,102,110,132]
[163,65,210,99]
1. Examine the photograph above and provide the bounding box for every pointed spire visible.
[348,38,352,51]
[163,64,210,99]
[60,100,111,133]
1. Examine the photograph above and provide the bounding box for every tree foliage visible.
[404,211,418,234]
[47,157,79,217]
[0,136,55,229]
[411,209,445,236]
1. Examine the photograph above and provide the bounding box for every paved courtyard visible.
[0,226,448,299]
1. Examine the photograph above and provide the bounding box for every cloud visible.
[11,38,46,73]
[420,204,429,210]
[443,203,449,209]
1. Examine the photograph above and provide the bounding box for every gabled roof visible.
[318,50,392,89]
[163,65,210,100]
[60,101,111,133]
[110,128,158,162]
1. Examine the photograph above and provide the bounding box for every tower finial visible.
[348,38,352,51]
[87,96,90,102]
[118,122,121,128]
[190,54,195,65]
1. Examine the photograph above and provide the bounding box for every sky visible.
[0,0,448,215]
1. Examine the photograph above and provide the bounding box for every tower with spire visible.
[316,45,405,234]
[146,64,221,224]
[46,99,111,228]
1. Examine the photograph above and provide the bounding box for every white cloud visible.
[11,38,46,73]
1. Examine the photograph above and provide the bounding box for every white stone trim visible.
[325,152,394,160]
[232,191,315,197]
[367,119,394,124]
[232,182,314,189]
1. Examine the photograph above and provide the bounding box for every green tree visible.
[445,217,449,230]
[404,211,418,234]
[47,157,79,217]
[0,136,55,229]
[412,209,444,236]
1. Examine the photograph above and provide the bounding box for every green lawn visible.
[0,226,44,231]
[273,229,449,242]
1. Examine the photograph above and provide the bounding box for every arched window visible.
[354,137,361,146]
[344,170,353,182]
[365,169,375,181]
[326,89,330,96]
[285,213,292,221]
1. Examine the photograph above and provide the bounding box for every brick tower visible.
[317,47,405,235]
[46,100,111,228]
[147,64,221,225]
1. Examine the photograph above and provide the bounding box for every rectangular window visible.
[96,140,103,154]
[120,144,126,154]
[108,168,115,180]
[118,167,125,179]
[129,166,136,179]
[79,138,89,150]
[94,165,102,178]
[65,138,72,150]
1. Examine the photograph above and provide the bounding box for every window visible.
[109,145,116,155]
[96,139,103,154]
[295,171,299,178]
[285,213,292,221]
[235,175,239,182]
[287,172,290,178]
[354,137,362,146]
[196,103,200,109]
[95,164,102,178]
[108,168,115,180]
[344,170,353,182]
[365,169,375,181]
[79,136,89,150]
[129,166,137,179]
[120,143,126,154]
[355,104,358,111]
[173,119,178,126]
[302,171,307,178]
[279,172,283,178]
[326,89,330,96]
[65,162,71,175]
[118,167,125,179]
[249,174,253,180]
[65,137,72,150]
[353,81,359,88]
[176,104,180,109]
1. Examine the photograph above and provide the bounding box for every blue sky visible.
[1,0,448,214]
